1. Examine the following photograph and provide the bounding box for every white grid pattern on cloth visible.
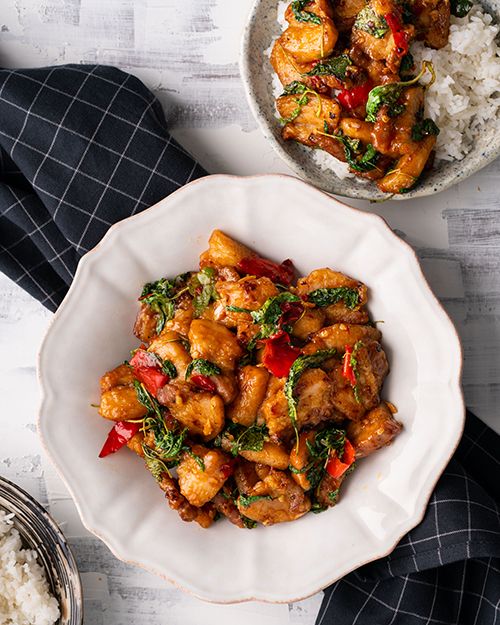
[0,64,206,311]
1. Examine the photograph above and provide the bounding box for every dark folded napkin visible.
[0,64,206,310]
[1,64,498,624]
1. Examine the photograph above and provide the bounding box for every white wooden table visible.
[1,1,499,623]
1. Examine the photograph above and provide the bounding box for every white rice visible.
[271,4,500,171]
[413,5,500,162]
[0,510,60,625]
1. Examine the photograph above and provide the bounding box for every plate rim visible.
[37,173,465,603]
[239,0,500,201]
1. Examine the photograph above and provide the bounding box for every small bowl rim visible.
[0,475,83,625]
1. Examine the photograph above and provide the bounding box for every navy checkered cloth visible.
[0,64,205,310]
[0,65,498,624]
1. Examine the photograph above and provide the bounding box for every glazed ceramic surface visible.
[240,0,500,200]
[0,477,83,624]
[38,175,464,602]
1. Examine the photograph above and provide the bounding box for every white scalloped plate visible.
[38,174,464,603]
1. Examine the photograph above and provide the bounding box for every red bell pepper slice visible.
[261,331,301,378]
[384,12,409,57]
[342,344,357,386]
[337,81,372,111]
[190,374,217,392]
[99,421,141,458]
[326,439,355,478]
[280,301,304,327]
[130,349,170,396]
[237,256,295,286]
[134,366,170,396]
[130,349,159,369]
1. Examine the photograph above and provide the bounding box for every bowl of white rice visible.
[0,476,82,625]
[240,0,500,200]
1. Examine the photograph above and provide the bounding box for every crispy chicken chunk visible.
[240,442,290,470]
[295,268,369,324]
[99,386,147,422]
[316,472,344,508]
[329,340,389,420]
[227,365,270,426]
[331,0,366,31]
[281,0,338,64]
[214,276,278,328]
[100,363,135,393]
[133,303,159,344]
[148,330,192,379]
[188,319,243,372]
[347,401,402,457]
[305,323,381,354]
[157,382,225,441]
[413,0,450,49]
[200,229,254,268]
[259,368,340,439]
[277,94,345,161]
[158,473,216,528]
[177,445,232,507]
[236,465,311,525]
[291,307,326,340]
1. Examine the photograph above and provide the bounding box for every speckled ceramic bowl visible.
[0,477,83,625]
[240,0,500,200]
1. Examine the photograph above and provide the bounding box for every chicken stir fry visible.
[271,0,451,194]
[96,230,402,528]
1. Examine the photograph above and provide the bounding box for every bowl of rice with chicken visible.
[241,0,500,199]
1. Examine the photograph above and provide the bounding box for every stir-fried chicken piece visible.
[209,373,239,405]
[148,330,192,379]
[291,307,326,340]
[331,0,366,31]
[126,431,145,457]
[259,368,340,440]
[99,386,147,422]
[214,276,278,328]
[236,465,311,525]
[100,363,135,393]
[296,368,339,426]
[158,473,216,528]
[289,431,317,490]
[413,0,450,49]
[163,303,194,337]
[295,268,369,324]
[234,459,261,494]
[227,366,270,426]
[305,323,381,354]
[377,134,436,193]
[329,340,389,420]
[188,319,243,372]
[315,472,344,508]
[352,2,415,73]
[133,303,159,344]
[177,444,233,507]
[347,401,402,457]
[200,229,255,268]
[280,0,338,64]
[277,94,344,161]
[212,487,245,528]
[258,377,291,439]
[271,40,311,87]
[157,382,225,441]
[240,442,290,470]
